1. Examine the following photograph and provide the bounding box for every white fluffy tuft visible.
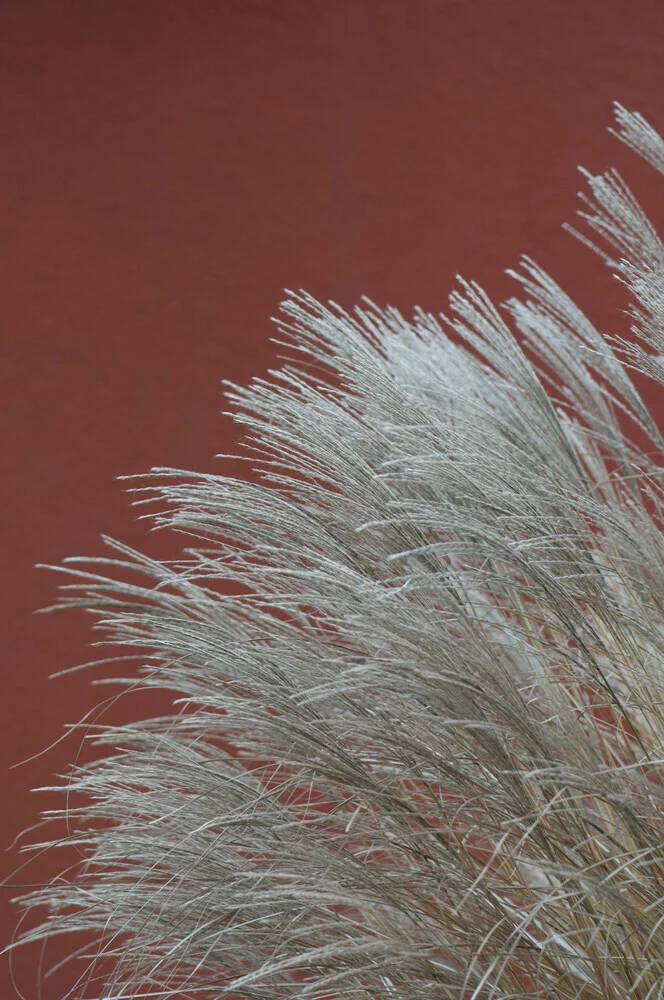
[9,105,664,1000]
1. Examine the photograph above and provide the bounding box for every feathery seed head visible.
[8,103,664,1000]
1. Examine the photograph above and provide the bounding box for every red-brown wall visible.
[3,2,664,996]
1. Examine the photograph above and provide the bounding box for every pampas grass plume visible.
[8,103,664,1000]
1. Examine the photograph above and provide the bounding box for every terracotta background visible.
[3,1,664,996]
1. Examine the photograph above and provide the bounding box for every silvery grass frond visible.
[10,103,664,1000]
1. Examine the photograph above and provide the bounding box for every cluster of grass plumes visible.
[10,104,664,1000]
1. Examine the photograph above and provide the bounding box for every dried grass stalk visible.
[8,104,664,1000]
